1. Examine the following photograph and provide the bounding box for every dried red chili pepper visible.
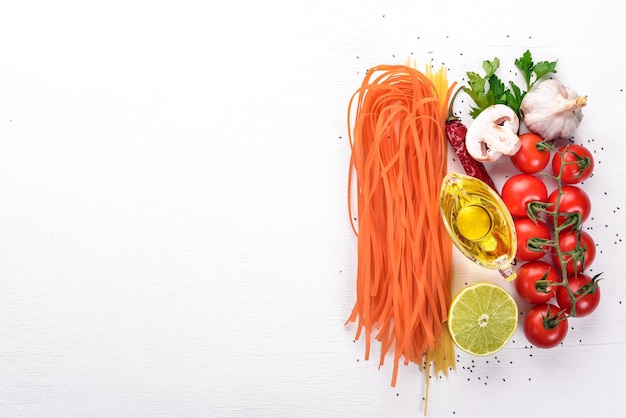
[445,119,497,191]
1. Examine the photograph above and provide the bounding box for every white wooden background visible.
[0,1,625,417]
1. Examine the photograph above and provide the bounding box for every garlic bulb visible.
[520,79,587,140]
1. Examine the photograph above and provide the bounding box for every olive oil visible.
[440,173,517,281]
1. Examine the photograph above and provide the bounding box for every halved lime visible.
[448,282,518,356]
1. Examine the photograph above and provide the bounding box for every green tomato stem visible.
[550,153,582,317]
[542,304,567,330]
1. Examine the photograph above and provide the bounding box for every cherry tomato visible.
[551,230,596,275]
[515,260,559,304]
[552,144,594,184]
[501,174,548,218]
[556,274,601,317]
[547,186,591,227]
[510,133,551,174]
[523,303,568,348]
[514,217,551,261]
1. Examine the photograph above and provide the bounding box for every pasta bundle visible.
[346,64,456,398]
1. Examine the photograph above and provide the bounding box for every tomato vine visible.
[527,146,602,319]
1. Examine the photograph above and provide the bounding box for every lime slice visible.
[448,282,518,356]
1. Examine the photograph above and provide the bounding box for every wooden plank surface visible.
[0,1,624,417]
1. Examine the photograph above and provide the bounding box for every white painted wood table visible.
[0,1,624,417]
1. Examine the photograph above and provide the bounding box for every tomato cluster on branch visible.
[501,138,602,348]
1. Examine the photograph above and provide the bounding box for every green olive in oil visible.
[440,172,517,281]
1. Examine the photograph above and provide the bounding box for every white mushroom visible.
[465,104,521,163]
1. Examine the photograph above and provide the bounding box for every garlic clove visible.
[520,79,586,141]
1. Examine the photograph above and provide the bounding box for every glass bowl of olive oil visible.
[440,172,517,281]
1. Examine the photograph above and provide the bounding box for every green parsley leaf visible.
[482,58,500,78]
[462,71,489,113]
[514,50,558,89]
[487,74,507,104]
[514,50,534,88]
[462,58,505,117]
[505,81,524,117]
[468,106,483,119]
[533,60,558,82]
